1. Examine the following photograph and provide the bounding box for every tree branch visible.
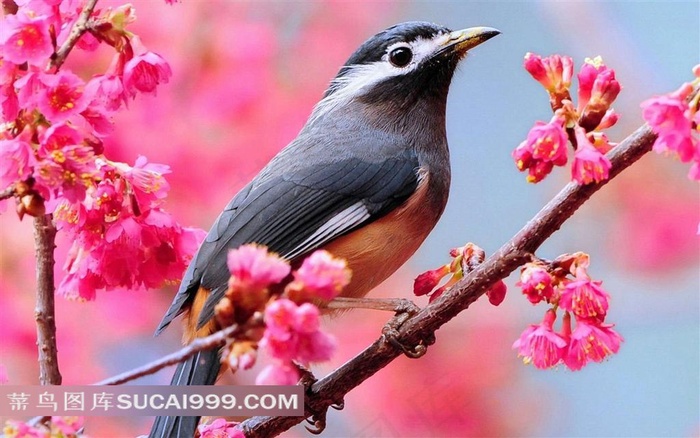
[33,214,61,385]
[239,123,658,437]
[49,0,98,71]
[94,324,245,386]
[84,121,658,433]
[0,185,16,201]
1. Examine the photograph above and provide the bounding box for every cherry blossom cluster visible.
[3,416,84,438]
[214,245,351,386]
[512,252,623,370]
[0,1,204,299]
[413,243,507,306]
[197,418,245,438]
[513,53,621,184]
[641,64,700,181]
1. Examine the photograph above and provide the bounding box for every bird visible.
[148,21,499,438]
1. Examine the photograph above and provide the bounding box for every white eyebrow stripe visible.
[308,32,449,124]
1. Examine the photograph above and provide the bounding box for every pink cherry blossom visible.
[513,116,569,183]
[586,69,621,112]
[1,420,45,438]
[123,37,172,96]
[226,244,291,291]
[563,318,623,371]
[37,70,90,124]
[577,57,608,112]
[641,85,697,163]
[512,309,567,369]
[198,418,244,438]
[0,11,53,66]
[85,73,129,112]
[523,53,573,95]
[263,298,298,340]
[485,280,507,306]
[261,298,336,363]
[115,155,172,209]
[0,134,35,188]
[290,250,351,300]
[517,263,555,304]
[33,143,97,203]
[13,69,44,110]
[293,302,322,333]
[54,163,206,299]
[559,277,610,320]
[528,117,569,165]
[0,60,19,122]
[413,264,450,296]
[255,362,300,386]
[597,109,620,130]
[50,416,84,435]
[571,126,611,184]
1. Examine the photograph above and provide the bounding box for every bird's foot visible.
[381,303,435,359]
[324,296,420,313]
[295,362,344,434]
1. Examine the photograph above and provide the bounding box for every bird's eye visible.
[389,47,413,67]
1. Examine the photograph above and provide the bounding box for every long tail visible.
[148,349,221,438]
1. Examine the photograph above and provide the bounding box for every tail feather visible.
[148,349,221,438]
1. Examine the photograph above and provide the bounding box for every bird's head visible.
[310,21,500,124]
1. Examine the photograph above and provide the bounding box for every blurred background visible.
[1,1,698,436]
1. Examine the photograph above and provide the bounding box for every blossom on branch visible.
[198,418,244,438]
[0,1,202,301]
[562,314,623,371]
[517,263,556,304]
[0,11,53,66]
[641,68,700,181]
[577,57,621,131]
[515,53,620,184]
[571,126,612,184]
[523,52,573,109]
[212,246,348,383]
[513,309,567,369]
[513,253,623,371]
[512,115,568,183]
[285,250,351,301]
[123,37,172,96]
[413,243,507,305]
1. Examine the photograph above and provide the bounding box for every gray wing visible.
[155,149,419,334]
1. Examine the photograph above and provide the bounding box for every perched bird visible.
[149,21,499,438]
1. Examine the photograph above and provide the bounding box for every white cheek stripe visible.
[308,33,449,123]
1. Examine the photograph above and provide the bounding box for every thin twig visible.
[0,186,16,201]
[239,123,658,437]
[33,214,61,385]
[94,324,241,386]
[49,0,99,71]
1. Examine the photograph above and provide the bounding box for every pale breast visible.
[321,173,443,298]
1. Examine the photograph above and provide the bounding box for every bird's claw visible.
[297,363,344,434]
[303,396,344,434]
[381,307,435,358]
[305,415,327,435]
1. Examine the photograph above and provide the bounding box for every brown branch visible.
[0,185,16,201]
[239,123,658,437]
[33,214,61,385]
[94,324,242,386]
[49,0,99,71]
